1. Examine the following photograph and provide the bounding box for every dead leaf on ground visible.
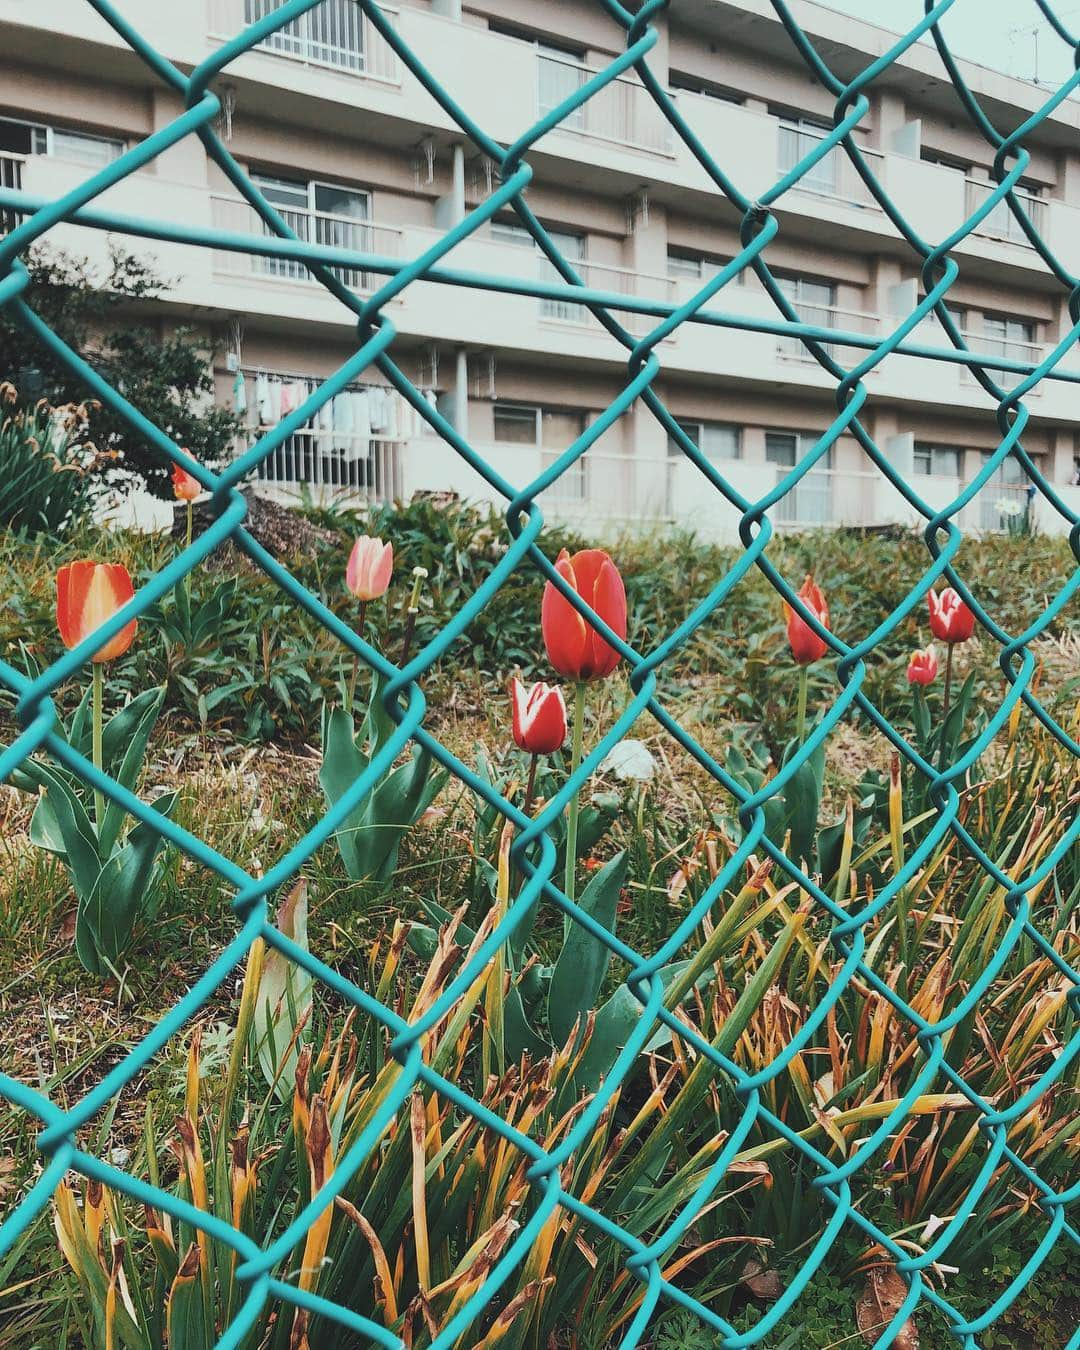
[740,1257,782,1303]
[856,1266,919,1348]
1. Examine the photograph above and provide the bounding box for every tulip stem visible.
[92,663,105,831]
[564,681,587,907]
[185,498,193,553]
[524,753,539,821]
[348,600,368,713]
[939,643,956,768]
[796,666,809,745]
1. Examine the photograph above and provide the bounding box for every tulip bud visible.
[906,645,938,685]
[171,460,201,503]
[541,548,627,682]
[927,587,975,644]
[783,575,829,666]
[346,535,393,602]
[511,678,568,755]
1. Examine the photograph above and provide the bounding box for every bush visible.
[0,385,102,535]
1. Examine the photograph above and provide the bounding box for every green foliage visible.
[0,244,239,496]
[0,389,101,535]
[9,677,176,974]
[320,668,449,881]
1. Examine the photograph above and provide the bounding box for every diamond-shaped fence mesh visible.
[0,0,1079,1345]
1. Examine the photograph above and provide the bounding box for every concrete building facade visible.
[2,0,1080,539]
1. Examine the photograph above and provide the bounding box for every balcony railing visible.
[0,152,23,235]
[209,0,399,81]
[964,178,1046,246]
[247,428,402,504]
[777,125,883,210]
[538,53,672,155]
[776,302,879,363]
[958,327,1044,396]
[210,195,402,292]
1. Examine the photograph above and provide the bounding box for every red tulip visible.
[56,561,137,663]
[511,678,567,754]
[346,535,393,602]
[784,575,829,665]
[907,645,938,686]
[927,587,975,644]
[541,548,626,682]
[171,460,200,502]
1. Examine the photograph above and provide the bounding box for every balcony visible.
[208,0,399,82]
[964,178,1046,247]
[210,194,403,294]
[775,302,879,365]
[537,53,672,156]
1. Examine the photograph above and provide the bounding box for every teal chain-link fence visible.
[1,0,1079,1345]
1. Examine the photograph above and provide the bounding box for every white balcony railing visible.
[210,195,402,293]
[958,327,1044,396]
[776,302,879,363]
[778,124,884,211]
[209,0,399,82]
[538,53,672,155]
[0,152,23,235]
[964,178,1046,246]
[247,428,403,503]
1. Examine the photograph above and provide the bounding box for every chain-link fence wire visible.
[0,0,1078,1344]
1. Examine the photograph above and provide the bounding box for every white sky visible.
[816,0,1080,87]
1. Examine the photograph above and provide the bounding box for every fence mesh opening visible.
[1,0,1079,1346]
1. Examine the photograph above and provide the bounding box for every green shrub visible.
[0,386,102,536]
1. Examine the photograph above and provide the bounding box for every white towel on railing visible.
[233,370,247,416]
[368,385,388,433]
[255,372,271,425]
[332,392,353,434]
[352,390,372,440]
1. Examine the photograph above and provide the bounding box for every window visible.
[776,274,838,357]
[669,71,744,104]
[492,218,588,322]
[981,314,1038,392]
[493,402,589,500]
[983,179,1043,244]
[0,116,123,166]
[913,443,962,478]
[979,450,1032,531]
[668,419,741,460]
[766,430,833,524]
[777,114,837,196]
[666,250,733,285]
[490,24,589,129]
[251,173,371,288]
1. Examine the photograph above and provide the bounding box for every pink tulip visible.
[346,535,393,602]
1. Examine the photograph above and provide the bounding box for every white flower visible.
[599,739,657,783]
[995,498,1023,517]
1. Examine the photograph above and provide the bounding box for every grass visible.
[0,502,1077,1347]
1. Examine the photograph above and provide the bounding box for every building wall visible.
[0,0,1078,537]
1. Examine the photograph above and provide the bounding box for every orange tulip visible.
[784,575,829,665]
[927,587,975,644]
[541,549,626,682]
[56,561,137,663]
[907,645,938,685]
[171,460,201,502]
[346,535,393,602]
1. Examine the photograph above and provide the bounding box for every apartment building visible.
[1,0,1079,541]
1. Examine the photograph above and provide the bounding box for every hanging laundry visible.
[268,377,282,423]
[332,392,354,435]
[279,381,302,418]
[255,372,271,425]
[368,385,389,433]
[232,369,247,416]
[352,389,372,441]
[384,390,400,439]
[317,393,334,432]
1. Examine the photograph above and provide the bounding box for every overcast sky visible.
[816,0,1080,87]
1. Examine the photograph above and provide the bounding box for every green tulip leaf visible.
[547,851,628,1050]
